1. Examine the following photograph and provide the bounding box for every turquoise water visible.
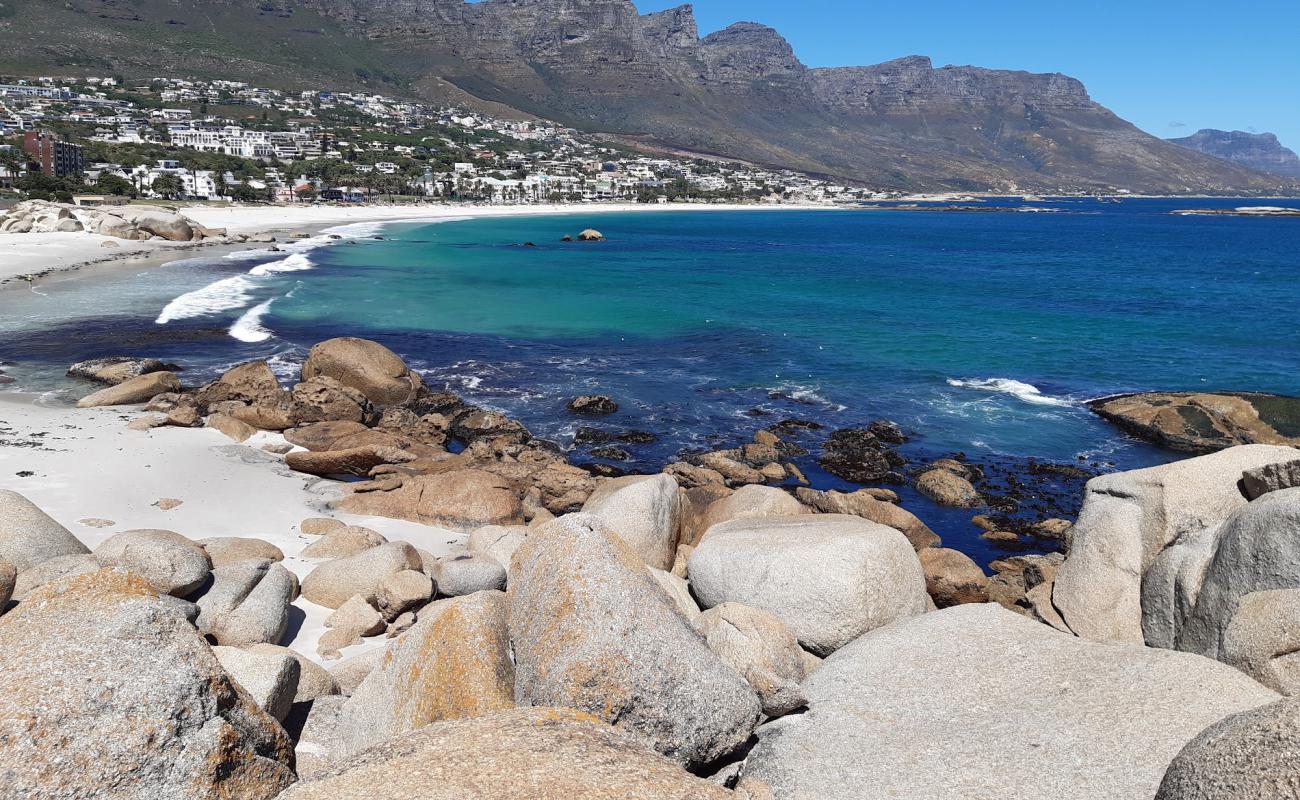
[4,198,1299,562]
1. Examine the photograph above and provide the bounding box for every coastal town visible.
[0,75,878,207]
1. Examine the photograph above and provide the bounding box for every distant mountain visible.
[1168,129,1300,180]
[0,0,1292,194]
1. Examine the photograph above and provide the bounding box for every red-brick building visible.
[23,130,84,178]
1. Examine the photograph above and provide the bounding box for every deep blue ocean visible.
[4,197,1299,563]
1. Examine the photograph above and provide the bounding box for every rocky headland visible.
[2,337,1300,798]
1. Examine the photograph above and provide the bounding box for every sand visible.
[0,393,465,663]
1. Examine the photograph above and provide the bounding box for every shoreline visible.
[0,201,834,292]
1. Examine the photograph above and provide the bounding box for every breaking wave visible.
[946,377,1073,407]
[155,275,258,324]
[229,299,276,343]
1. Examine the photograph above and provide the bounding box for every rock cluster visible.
[0,199,226,241]
[19,336,1300,797]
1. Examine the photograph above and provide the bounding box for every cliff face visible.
[1,0,1291,193]
[1169,130,1300,180]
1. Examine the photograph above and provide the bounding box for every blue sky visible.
[636,0,1300,152]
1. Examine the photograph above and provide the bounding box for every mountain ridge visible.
[1,0,1293,194]
[1168,129,1300,180]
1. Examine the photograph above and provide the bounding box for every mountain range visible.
[1,0,1294,194]
[1168,129,1300,180]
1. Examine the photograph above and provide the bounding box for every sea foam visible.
[946,377,1073,407]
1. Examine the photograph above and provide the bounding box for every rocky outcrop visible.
[0,200,225,241]
[1088,392,1300,453]
[0,570,294,798]
[739,604,1277,800]
[508,513,761,768]
[67,356,171,385]
[817,427,905,484]
[1053,445,1299,643]
[688,514,928,656]
[278,708,737,799]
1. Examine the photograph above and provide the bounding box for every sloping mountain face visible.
[1,0,1291,193]
[1168,129,1300,180]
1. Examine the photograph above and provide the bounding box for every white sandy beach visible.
[0,200,832,288]
[0,393,463,663]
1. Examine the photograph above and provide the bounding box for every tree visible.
[294,183,318,202]
[151,173,184,200]
[95,173,136,198]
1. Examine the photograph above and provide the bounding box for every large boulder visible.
[0,489,90,571]
[338,470,523,529]
[740,604,1278,800]
[467,524,528,568]
[76,370,181,407]
[693,602,808,717]
[93,528,212,597]
[301,542,422,609]
[300,337,421,407]
[688,514,928,656]
[1089,392,1300,453]
[196,560,298,646]
[509,513,761,768]
[580,474,682,570]
[335,590,514,757]
[198,360,284,408]
[1053,445,1300,644]
[0,570,295,798]
[1174,489,1300,680]
[1155,696,1300,800]
[277,708,737,799]
[113,206,196,241]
